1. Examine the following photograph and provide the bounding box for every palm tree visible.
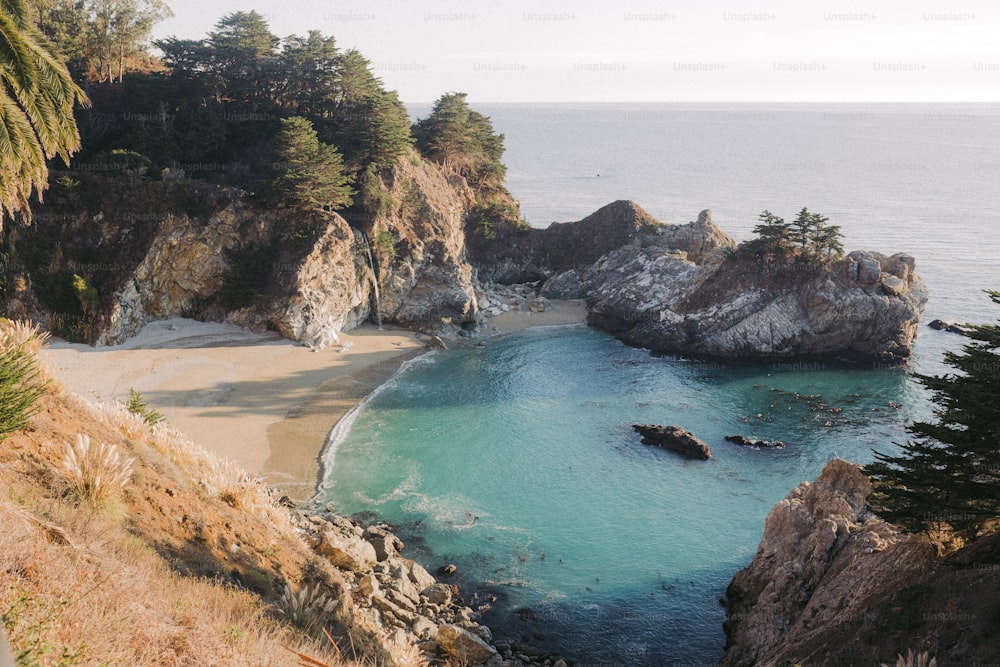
[0,0,88,226]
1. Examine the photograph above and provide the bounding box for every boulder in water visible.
[633,424,713,460]
[725,434,786,449]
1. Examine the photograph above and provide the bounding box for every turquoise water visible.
[317,326,931,664]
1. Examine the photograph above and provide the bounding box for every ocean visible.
[318,104,1000,664]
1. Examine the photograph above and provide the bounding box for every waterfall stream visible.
[360,231,383,330]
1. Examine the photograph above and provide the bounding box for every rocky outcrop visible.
[473,201,926,362]
[587,244,927,363]
[632,424,713,460]
[296,511,552,667]
[721,459,1000,666]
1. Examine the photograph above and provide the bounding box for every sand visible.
[40,300,588,500]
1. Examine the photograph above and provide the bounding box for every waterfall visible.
[360,231,383,330]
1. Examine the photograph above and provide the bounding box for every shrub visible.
[0,323,49,441]
[60,434,134,504]
[278,582,338,636]
[372,229,397,260]
[126,388,163,426]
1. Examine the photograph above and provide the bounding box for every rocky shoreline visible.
[292,505,565,666]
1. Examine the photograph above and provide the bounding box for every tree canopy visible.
[0,0,88,225]
[865,290,1000,539]
[740,207,844,264]
[267,116,353,211]
[413,92,506,190]
[28,0,172,82]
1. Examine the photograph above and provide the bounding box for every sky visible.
[151,0,1000,104]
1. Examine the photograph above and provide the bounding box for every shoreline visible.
[40,300,589,501]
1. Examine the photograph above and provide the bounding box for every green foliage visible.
[219,244,278,309]
[267,116,354,210]
[31,0,172,82]
[356,163,394,218]
[0,344,48,441]
[70,274,99,309]
[413,92,507,190]
[865,290,1000,539]
[372,229,397,260]
[466,199,528,240]
[86,149,154,179]
[737,207,844,265]
[2,587,85,665]
[54,175,80,189]
[126,387,163,426]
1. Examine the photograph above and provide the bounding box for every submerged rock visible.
[632,424,713,460]
[725,434,785,449]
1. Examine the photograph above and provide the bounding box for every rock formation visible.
[721,459,1000,666]
[10,151,482,346]
[632,424,713,460]
[491,203,926,363]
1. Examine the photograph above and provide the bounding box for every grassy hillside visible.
[0,321,417,666]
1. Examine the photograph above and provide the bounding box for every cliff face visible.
[8,151,480,346]
[370,155,479,334]
[722,460,1000,666]
[587,244,928,363]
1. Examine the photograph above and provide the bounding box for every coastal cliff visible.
[483,202,927,363]
[721,460,1000,666]
[5,150,480,346]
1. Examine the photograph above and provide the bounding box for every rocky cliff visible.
[6,150,481,346]
[721,459,1000,666]
[491,203,926,363]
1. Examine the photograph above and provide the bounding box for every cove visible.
[317,325,927,664]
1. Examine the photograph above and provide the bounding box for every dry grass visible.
[0,492,349,666]
[0,330,374,666]
[0,319,50,356]
[60,433,134,504]
[279,583,340,636]
[883,649,938,667]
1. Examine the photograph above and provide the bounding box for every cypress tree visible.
[865,291,1000,538]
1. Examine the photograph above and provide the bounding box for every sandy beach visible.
[41,299,588,499]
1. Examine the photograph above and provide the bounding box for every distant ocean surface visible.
[320,104,1000,664]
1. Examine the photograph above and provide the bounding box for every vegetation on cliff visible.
[866,290,1000,539]
[736,207,845,266]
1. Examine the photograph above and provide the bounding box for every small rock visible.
[633,424,713,460]
[438,563,458,577]
[412,616,437,640]
[357,572,379,600]
[421,583,454,606]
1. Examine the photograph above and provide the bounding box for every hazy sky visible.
[152,0,1000,104]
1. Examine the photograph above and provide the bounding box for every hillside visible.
[0,324,542,666]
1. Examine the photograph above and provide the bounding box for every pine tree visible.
[413,92,506,187]
[865,290,1000,538]
[744,210,791,260]
[268,116,353,211]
